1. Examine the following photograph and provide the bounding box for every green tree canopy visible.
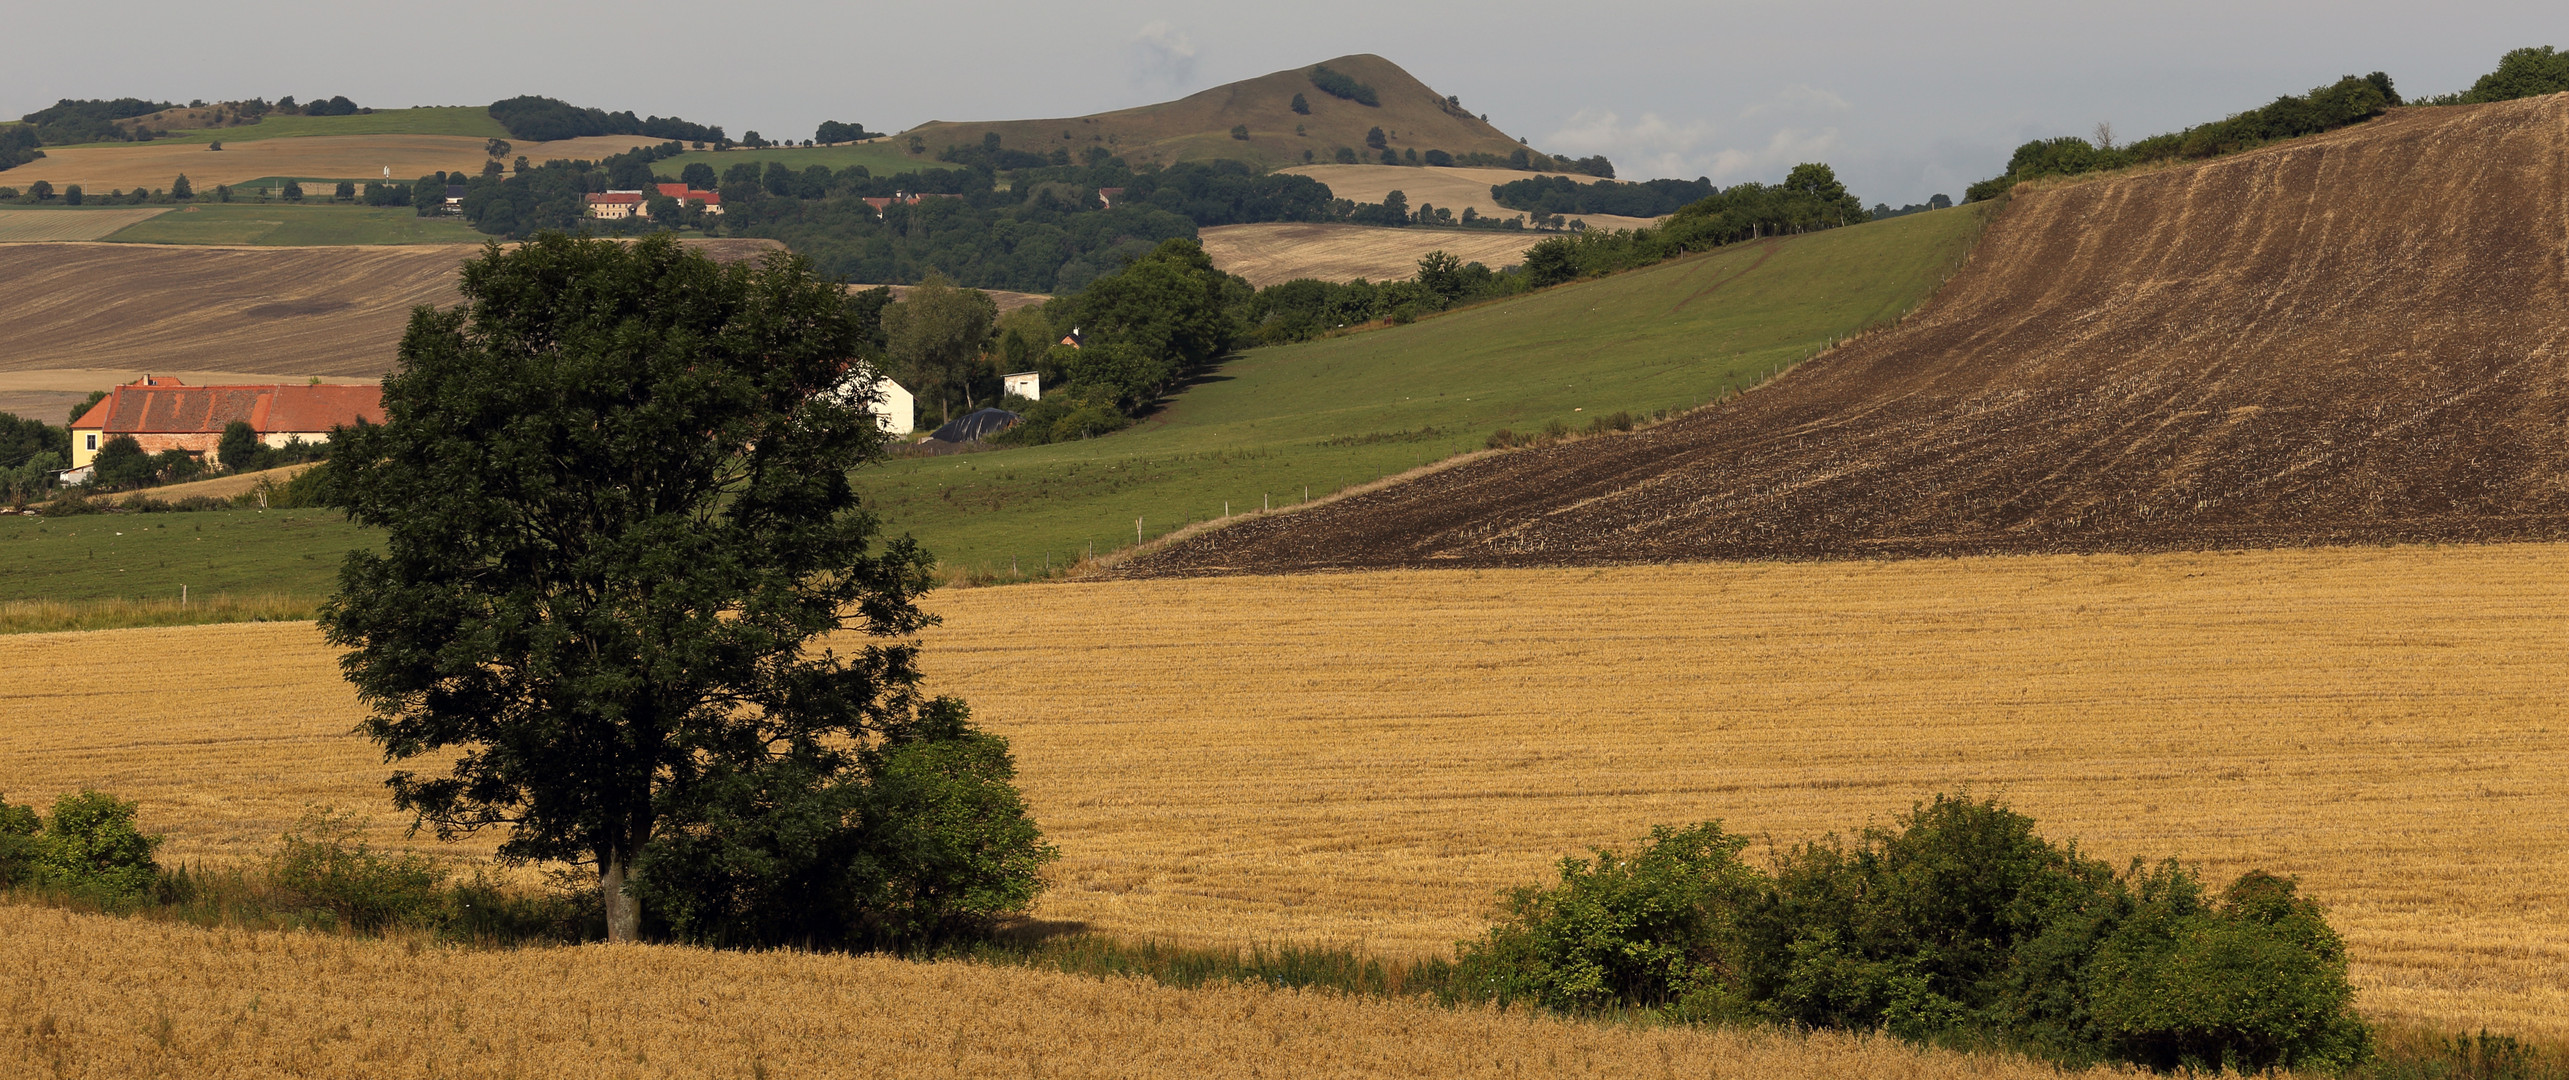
[882,274,999,424]
[321,234,1047,943]
[2463,45,2569,102]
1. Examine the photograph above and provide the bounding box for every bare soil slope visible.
[902,54,1530,171]
[1123,95,2569,576]
[1199,222,1539,286]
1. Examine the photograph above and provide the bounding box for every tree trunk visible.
[601,853,640,943]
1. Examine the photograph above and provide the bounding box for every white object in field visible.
[826,370,915,436]
[1003,371,1041,402]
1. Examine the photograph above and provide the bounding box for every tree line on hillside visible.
[1489,174,1717,218]
[486,95,723,144]
[0,96,381,171]
[1966,46,2569,201]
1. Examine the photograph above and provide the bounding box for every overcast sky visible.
[6,1,2553,205]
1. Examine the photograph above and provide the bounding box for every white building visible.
[827,370,914,436]
[1003,371,1041,402]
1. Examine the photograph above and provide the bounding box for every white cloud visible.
[1542,84,1853,183]
[1127,22,1198,90]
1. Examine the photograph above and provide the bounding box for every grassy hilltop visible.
[901,54,1536,171]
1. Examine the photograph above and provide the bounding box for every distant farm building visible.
[651,183,723,214]
[826,370,914,436]
[858,192,962,217]
[67,377,386,470]
[583,192,644,220]
[1003,372,1041,401]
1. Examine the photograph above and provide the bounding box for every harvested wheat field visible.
[0,207,171,242]
[1130,95,2569,576]
[5,543,2565,1037]
[0,243,472,377]
[14,133,661,193]
[1200,222,1540,287]
[0,906,2111,1080]
[1279,163,1662,231]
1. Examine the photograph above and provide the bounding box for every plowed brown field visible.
[1199,222,1539,287]
[1125,95,2569,577]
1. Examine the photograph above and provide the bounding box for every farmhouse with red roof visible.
[67,377,387,470]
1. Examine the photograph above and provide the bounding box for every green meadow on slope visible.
[0,511,370,605]
[867,205,1989,576]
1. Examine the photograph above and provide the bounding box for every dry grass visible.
[2,543,2563,1039]
[1278,164,1663,231]
[15,133,660,192]
[0,904,2137,1080]
[1198,222,1543,288]
[0,244,472,377]
[0,594,316,635]
[101,462,323,504]
[0,207,173,242]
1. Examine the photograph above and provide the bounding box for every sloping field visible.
[1279,163,1660,231]
[0,907,2097,1080]
[11,133,660,193]
[1126,95,2569,576]
[0,207,171,242]
[5,543,2564,1037]
[866,207,1986,575]
[0,243,470,376]
[1199,222,1538,287]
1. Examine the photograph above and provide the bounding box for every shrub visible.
[35,790,162,898]
[1456,793,2372,1071]
[268,809,450,931]
[0,793,39,888]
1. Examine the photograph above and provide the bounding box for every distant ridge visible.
[898,54,1539,171]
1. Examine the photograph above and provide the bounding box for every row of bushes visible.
[1456,794,2369,1073]
[1967,73,2402,201]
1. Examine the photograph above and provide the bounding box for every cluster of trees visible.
[1870,194,1954,220]
[814,120,881,144]
[486,95,722,144]
[15,97,173,146]
[0,126,40,171]
[0,790,164,901]
[1966,73,2401,201]
[1238,248,1526,345]
[1459,795,2371,1073]
[1490,174,1716,217]
[429,141,695,234]
[1324,142,1616,178]
[1308,65,1379,107]
[1507,163,1871,286]
[275,94,364,116]
[2451,45,2569,102]
[0,412,68,504]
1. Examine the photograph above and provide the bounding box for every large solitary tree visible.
[321,234,1045,943]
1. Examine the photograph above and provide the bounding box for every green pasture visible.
[865,205,1991,576]
[650,141,921,180]
[102,204,483,245]
[0,511,373,605]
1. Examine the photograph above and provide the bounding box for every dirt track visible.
[1121,95,2569,576]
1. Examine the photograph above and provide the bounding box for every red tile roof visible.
[71,379,385,435]
[651,183,721,204]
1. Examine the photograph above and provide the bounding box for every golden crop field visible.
[3,543,2564,1040]
[0,905,2117,1080]
[0,207,172,242]
[1278,163,1662,231]
[15,133,662,193]
[1199,222,1541,287]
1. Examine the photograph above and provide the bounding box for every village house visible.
[584,185,723,220]
[67,377,387,471]
[858,191,961,217]
[1003,371,1041,401]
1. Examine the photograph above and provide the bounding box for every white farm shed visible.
[829,370,914,436]
[1003,371,1041,402]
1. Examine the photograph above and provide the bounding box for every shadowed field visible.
[5,543,2563,1038]
[1199,222,1539,287]
[1126,95,2569,576]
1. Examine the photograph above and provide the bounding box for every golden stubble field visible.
[1199,222,1541,287]
[0,207,173,242]
[0,906,2111,1080]
[15,134,663,192]
[2,544,2563,1039]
